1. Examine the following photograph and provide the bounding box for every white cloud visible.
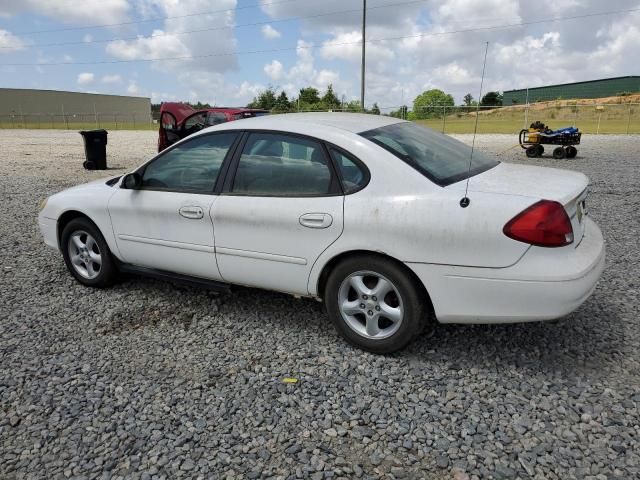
[77,72,95,85]
[5,0,640,110]
[106,30,190,61]
[127,81,139,94]
[432,62,477,87]
[173,71,265,106]
[320,31,395,69]
[0,29,24,52]
[264,60,283,80]
[105,0,238,74]
[261,24,281,39]
[82,34,93,43]
[0,0,130,24]
[63,54,73,62]
[260,0,422,32]
[261,40,348,99]
[102,74,122,84]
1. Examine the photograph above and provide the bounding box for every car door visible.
[158,111,179,152]
[108,132,239,280]
[180,111,208,140]
[211,131,344,295]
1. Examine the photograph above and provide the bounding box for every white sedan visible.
[38,113,605,353]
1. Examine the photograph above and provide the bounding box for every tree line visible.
[389,89,503,120]
[247,85,381,114]
[153,86,502,120]
[247,86,502,120]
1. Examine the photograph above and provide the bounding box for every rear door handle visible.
[299,213,333,229]
[179,206,204,219]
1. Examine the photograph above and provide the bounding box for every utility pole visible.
[360,0,366,111]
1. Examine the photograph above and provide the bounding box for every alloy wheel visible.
[67,230,102,280]
[338,270,404,340]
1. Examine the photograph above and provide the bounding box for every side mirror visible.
[122,172,142,189]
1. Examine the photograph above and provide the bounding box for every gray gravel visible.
[1,129,639,479]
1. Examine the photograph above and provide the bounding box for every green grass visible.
[1,105,638,134]
[0,120,156,131]
[415,104,640,134]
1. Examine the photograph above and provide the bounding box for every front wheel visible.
[525,146,537,158]
[61,217,118,288]
[325,256,430,353]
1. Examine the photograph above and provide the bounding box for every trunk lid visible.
[464,163,588,204]
[450,163,590,245]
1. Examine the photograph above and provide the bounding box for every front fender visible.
[40,181,122,260]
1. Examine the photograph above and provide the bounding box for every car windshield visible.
[360,122,499,186]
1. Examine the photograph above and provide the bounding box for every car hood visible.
[450,162,588,205]
[62,177,117,192]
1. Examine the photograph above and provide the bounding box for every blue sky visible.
[0,0,638,111]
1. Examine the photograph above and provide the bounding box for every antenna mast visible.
[460,41,489,208]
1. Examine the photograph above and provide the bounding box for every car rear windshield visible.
[360,122,499,186]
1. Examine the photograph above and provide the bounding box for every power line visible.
[1,7,637,67]
[0,0,301,36]
[0,0,428,49]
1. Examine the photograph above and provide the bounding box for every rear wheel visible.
[553,147,566,159]
[565,146,577,158]
[61,217,118,288]
[535,144,544,157]
[525,146,538,158]
[325,256,429,353]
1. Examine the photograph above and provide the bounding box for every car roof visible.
[211,112,405,134]
[207,107,269,114]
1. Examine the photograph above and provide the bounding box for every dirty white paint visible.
[39,113,605,324]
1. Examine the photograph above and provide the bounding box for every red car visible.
[158,102,269,152]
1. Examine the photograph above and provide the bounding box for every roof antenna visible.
[460,41,489,208]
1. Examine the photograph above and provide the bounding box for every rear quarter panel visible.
[306,140,537,295]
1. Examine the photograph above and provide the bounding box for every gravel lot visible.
[1,129,638,480]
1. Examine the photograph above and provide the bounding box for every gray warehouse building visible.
[504,76,640,105]
[0,88,151,128]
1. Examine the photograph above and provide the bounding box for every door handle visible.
[179,206,204,219]
[299,213,333,229]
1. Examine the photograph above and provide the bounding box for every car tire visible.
[324,255,429,353]
[553,147,566,159]
[535,144,544,157]
[61,217,118,288]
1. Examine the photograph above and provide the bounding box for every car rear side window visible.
[141,133,237,193]
[329,148,368,194]
[360,122,499,186]
[232,133,333,196]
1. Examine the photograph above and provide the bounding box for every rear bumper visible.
[38,215,59,251]
[408,217,605,324]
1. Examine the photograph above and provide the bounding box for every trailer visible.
[519,121,581,159]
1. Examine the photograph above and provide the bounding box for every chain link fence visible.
[0,103,638,134]
[385,103,640,135]
[0,112,155,130]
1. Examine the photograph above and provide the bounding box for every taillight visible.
[503,200,573,247]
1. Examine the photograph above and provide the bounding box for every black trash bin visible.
[79,129,108,170]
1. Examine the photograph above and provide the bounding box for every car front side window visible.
[231,133,334,196]
[141,133,237,193]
